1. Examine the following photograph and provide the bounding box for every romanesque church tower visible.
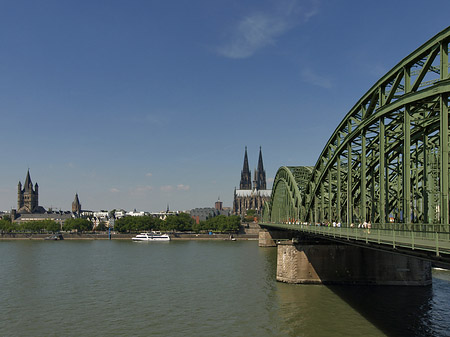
[17,170,42,214]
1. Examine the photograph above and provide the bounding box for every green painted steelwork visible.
[264,27,450,245]
[262,222,450,264]
[262,166,313,223]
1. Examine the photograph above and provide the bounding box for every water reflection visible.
[1,241,449,337]
[273,265,450,336]
[276,283,385,337]
[329,284,435,337]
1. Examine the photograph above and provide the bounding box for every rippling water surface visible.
[0,240,449,336]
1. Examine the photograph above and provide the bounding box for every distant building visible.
[233,147,271,216]
[190,206,231,224]
[127,210,146,217]
[14,212,72,226]
[215,198,223,211]
[72,193,81,214]
[13,171,74,225]
[190,208,218,223]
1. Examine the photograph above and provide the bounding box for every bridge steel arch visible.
[267,26,450,230]
[263,166,313,223]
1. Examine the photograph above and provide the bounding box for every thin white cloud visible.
[301,68,332,88]
[217,0,320,59]
[110,188,120,193]
[145,172,153,177]
[217,13,287,59]
[160,184,190,192]
[176,184,190,191]
[160,185,174,192]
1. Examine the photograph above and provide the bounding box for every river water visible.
[0,240,449,337]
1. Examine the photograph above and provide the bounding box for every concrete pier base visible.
[276,242,432,286]
[258,230,276,247]
[258,229,295,247]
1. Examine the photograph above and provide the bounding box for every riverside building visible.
[12,170,74,225]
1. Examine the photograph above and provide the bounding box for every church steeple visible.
[240,146,252,190]
[24,170,33,191]
[256,146,267,190]
[72,193,81,214]
[18,170,40,214]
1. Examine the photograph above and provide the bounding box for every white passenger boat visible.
[132,232,171,242]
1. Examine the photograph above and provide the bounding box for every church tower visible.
[256,146,267,190]
[233,147,272,216]
[72,193,81,214]
[240,147,252,190]
[17,170,40,214]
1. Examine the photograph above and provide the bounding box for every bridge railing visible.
[261,222,450,257]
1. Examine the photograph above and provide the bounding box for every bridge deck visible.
[261,223,450,266]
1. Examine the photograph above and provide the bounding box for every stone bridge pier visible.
[259,230,432,286]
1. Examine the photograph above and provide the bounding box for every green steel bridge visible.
[261,27,450,267]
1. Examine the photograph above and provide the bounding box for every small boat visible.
[132,232,170,242]
[45,233,64,240]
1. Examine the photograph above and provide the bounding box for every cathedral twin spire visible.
[256,146,266,190]
[239,146,267,190]
[240,147,252,189]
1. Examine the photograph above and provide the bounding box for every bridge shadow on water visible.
[274,275,450,337]
[327,283,436,337]
[260,243,450,336]
[269,244,450,337]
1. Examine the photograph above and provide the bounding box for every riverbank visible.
[0,232,259,241]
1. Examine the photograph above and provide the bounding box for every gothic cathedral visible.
[233,147,271,216]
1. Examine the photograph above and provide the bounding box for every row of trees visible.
[194,215,240,233]
[0,218,94,233]
[114,213,240,233]
[1,213,242,234]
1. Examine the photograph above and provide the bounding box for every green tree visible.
[0,219,14,232]
[20,221,45,232]
[44,220,61,233]
[95,221,108,231]
[163,213,194,232]
[244,209,258,223]
[63,218,93,232]
[196,215,240,233]
[114,215,162,233]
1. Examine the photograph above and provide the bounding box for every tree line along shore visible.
[0,232,258,240]
[0,213,242,235]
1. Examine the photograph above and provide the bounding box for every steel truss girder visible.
[267,26,450,227]
[265,166,312,223]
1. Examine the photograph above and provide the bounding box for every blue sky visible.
[1,0,449,212]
